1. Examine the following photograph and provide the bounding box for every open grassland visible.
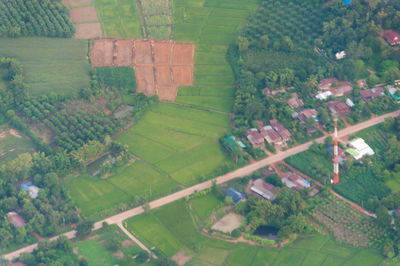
[74,225,140,265]
[173,0,260,112]
[117,102,232,186]
[124,196,384,265]
[94,0,142,38]
[0,126,34,164]
[64,160,178,219]
[0,38,90,96]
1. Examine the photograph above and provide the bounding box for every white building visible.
[316,91,333,101]
[346,138,375,160]
[335,51,346,60]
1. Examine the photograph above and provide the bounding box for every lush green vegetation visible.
[137,0,172,39]
[74,224,142,266]
[0,0,74,37]
[64,160,178,219]
[0,37,90,96]
[124,194,385,265]
[191,193,223,221]
[93,0,142,38]
[0,125,34,164]
[117,102,233,186]
[95,67,136,92]
[173,0,260,112]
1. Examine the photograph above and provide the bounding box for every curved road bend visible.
[4,110,400,261]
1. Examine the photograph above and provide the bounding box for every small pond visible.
[254,225,279,241]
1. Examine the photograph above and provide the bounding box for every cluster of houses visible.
[246,119,291,149]
[7,182,40,229]
[250,172,314,202]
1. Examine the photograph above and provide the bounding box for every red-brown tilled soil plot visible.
[90,39,195,101]
[70,6,99,23]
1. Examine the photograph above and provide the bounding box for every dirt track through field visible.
[91,38,195,101]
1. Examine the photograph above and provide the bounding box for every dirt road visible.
[4,110,399,261]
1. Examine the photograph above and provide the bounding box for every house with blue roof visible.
[226,187,246,204]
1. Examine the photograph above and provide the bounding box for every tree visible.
[76,220,94,238]
[375,205,392,228]
[259,35,269,49]
[237,36,249,52]
[395,216,400,237]
[105,236,122,252]
[136,250,150,263]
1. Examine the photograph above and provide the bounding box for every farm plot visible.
[191,193,223,220]
[173,0,260,112]
[91,39,194,101]
[64,160,178,219]
[123,194,384,265]
[116,102,232,186]
[137,0,173,39]
[0,38,90,96]
[93,0,142,38]
[63,0,103,39]
[74,224,138,265]
[312,195,388,247]
[0,126,34,164]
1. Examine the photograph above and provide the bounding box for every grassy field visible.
[173,0,260,112]
[64,160,178,219]
[0,126,34,164]
[0,38,90,96]
[191,193,223,220]
[124,196,385,265]
[74,225,141,266]
[93,0,142,38]
[117,102,232,186]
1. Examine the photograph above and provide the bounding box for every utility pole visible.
[333,117,339,184]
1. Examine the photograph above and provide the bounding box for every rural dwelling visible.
[391,209,400,217]
[270,119,291,141]
[225,136,246,150]
[335,51,346,60]
[327,100,351,115]
[316,91,333,101]
[319,78,339,91]
[360,87,385,102]
[20,182,40,199]
[246,128,265,148]
[388,86,400,102]
[296,109,318,123]
[383,30,400,46]
[346,98,355,108]
[330,81,353,97]
[260,126,283,146]
[251,179,276,201]
[346,138,375,160]
[286,94,304,109]
[226,187,246,204]
[282,173,311,190]
[7,212,26,228]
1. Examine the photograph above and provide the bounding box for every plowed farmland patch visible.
[91,38,194,101]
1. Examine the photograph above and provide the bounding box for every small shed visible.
[226,187,246,204]
[225,136,246,150]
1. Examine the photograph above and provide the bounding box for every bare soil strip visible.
[91,38,195,101]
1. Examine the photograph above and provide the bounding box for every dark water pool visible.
[254,225,279,241]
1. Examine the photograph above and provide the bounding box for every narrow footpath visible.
[4,110,399,261]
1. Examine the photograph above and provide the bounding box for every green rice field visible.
[173,0,260,112]
[117,102,232,186]
[124,196,385,265]
[0,38,90,96]
[94,0,143,38]
[64,160,178,218]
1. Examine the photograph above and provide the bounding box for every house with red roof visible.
[270,119,291,141]
[246,128,265,148]
[383,30,400,46]
[260,125,283,146]
[319,78,339,91]
[360,87,385,102]
[327,100,351,115]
